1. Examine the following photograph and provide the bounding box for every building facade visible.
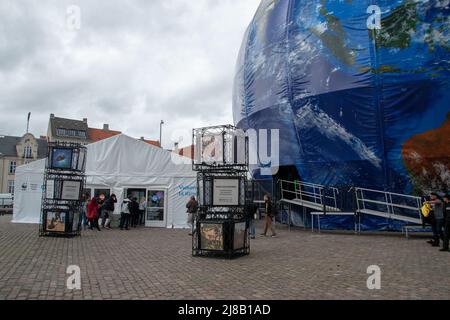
[0,134,48,194]
[47,114,160,147]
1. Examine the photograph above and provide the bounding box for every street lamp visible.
[159,120,164,148]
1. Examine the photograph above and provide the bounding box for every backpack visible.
[421,203,432,218]
[121,201,130,214]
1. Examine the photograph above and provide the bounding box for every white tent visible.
[13,134,197,228]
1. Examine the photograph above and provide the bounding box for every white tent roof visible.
[13,134,197,227]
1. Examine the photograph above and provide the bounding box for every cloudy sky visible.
[0,0,260,148]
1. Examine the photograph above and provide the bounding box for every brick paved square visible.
[0,215,449,300]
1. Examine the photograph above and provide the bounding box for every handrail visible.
[355,187,422,223]
[280,179,340,211]
[355,187,421,201]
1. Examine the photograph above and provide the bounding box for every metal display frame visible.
[39,142,87,238]
[192,125,250,259]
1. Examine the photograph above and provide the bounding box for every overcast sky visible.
[0,0,259,148]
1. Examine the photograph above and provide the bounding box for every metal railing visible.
[355,187,423,224]
[280,180,340,211]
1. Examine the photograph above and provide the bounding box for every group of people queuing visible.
[81,193,117,231]
[423,192,450,253]
[118,196,147,230]
[80,193,147,231]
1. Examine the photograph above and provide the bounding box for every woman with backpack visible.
[119,197,132,230]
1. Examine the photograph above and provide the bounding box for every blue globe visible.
[233,0,450,194]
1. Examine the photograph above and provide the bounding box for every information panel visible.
[213,179,239,206]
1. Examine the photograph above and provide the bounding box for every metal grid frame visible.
[39,142,87,238]
[192,125,250,259]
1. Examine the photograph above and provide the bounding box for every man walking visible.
[261,194,277,238]
[186,196,198,236]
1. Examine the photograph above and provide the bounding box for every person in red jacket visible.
[87,197,101,231]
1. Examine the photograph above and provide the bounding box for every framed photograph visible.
[61,180,82,200]
[50,148,73,170]
[200,223,224,251]
[213,178,240,206]
[233,222,247,250]
[46,211,66,233]
[201,134,223,164]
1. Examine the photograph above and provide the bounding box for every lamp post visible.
[159,120,164,148]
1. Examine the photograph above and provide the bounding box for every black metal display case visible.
[39,142,87,238]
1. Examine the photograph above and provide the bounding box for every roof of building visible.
[49,116,89,140]
[0,135,48,158]
[143,139,161,148]
[88,128,122,143]
[176,145,194,159]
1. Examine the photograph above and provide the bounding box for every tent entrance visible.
[146,189,167,228]
[124,187,168,228]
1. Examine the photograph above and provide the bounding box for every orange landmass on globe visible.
[402,113,450,191]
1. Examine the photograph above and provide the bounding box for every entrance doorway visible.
[146,189,167,228]
[123,188,168,228]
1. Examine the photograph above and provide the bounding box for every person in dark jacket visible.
[441,194,450,252]
[186,196,198,236]
[102,194,117,229]
[427,193,445,247]
[129,197,140,228]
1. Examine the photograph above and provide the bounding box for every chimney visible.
[103,124,109,131]
[140,137,145,141]
[83,118,88,123]
[174,142,179,150]
[50,114,55,119]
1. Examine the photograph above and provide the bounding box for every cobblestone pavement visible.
[0,215,449,300]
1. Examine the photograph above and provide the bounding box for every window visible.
[24,146,32,158]
[56,128,86,139]
[9,161,16,174]
[7,180,14,194]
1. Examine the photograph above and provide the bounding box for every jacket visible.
[87,198,100,220]
[105,196,117,211]
[186,199,198,214]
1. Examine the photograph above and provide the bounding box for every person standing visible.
[119,197,132,230]
[186,196,198,236]
[129,197,140,228]
[103,194,117,229]
[87,196,101,231]
[261,194,277,238]
[427,193,445,247]
[440,194,450,253]
[97,194,107,228]
[81,192,90,230]
[139,196,147,226]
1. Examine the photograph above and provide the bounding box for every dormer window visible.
[56,128,86,138]
[24,145,32,158]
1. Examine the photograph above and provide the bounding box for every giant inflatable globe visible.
[233,0,450,195]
